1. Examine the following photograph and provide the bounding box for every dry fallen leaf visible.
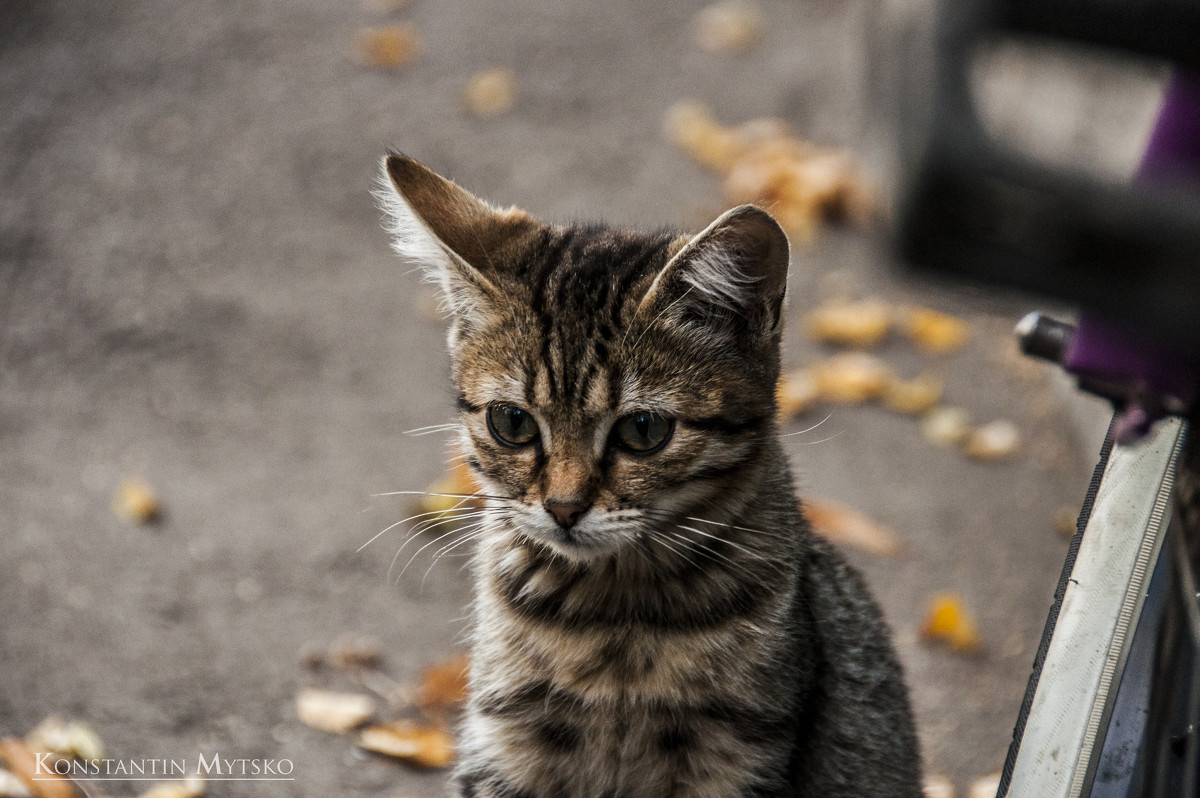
[295,689,376,735]
[331,634,384,670]
[664,102,874,239]
[24,717,104,764]
[358,722,455,769]
[463,68,516,118]
[419,460,481,515]
[139,776,205,798]
[0,769,32,798]
[113,478,160,524]
[923,773,956,798]
[967,772,1001,798]
[418,653,470,714]
[357,25,422,69]
[724,146,868,241]
[811,352,892,404]
[663,102,741,172]
[881,373,944,415]
[692,0,764,54]
[777,368,820,417]
[804,298,891,348]
[0,739,79,798]
[963,420,1022,461]
[921,592,983,653]
[804,499,903,557]
[902,307,970,354]
[921,407,972,447]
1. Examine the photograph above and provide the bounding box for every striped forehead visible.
[515,225,676,410]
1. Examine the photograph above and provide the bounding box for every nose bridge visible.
[542,444,594,504]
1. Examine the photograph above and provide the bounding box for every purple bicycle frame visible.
[1065,72,1200,443]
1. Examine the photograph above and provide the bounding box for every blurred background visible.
[0,1,1169,796]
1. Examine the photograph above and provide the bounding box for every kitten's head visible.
[380,154,790,563]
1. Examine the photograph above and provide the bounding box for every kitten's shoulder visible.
[789,505,924,797]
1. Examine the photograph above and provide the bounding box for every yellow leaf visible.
[902,307,970,354]
[962,420,1021,461]
[113,478,160,524]
[776,369,820,417]
[418,653,470,714]
[811,353,892,404]
[419,461,481,515]
[357,25,421,69]
[358,722,455,769]
[804,499,903,558]
[0,738,80,798]
[921,592,982,653]
[881,372,944,415]
[295,689,376,735]
[463,68,516,118]
[804,298,891,348]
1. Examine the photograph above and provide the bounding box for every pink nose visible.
[545,501,590,529]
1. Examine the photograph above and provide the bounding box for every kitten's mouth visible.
[535,524,620,561]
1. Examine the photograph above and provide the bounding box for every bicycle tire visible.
[997,417,1187,798]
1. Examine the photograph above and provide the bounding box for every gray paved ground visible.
[0,1,1162,796]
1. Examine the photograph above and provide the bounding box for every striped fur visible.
[380,155,922,797]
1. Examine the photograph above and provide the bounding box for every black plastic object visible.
[1002,0,1200,71]
[1015,312,1076,365]
[894,0,1200,356]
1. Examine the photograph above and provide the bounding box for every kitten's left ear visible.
[378,153,538,326]
[639,205,790,341]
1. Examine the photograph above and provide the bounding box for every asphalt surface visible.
[0,1,1163,796]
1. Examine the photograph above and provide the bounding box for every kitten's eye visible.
[486,404,538,447]
[614,411,674,454]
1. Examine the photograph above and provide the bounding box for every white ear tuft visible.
[637,205,790,341]
[373,164,456,287]
[677,241,765,312]
[376,154,543,326]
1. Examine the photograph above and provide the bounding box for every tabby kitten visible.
[379,154,922,798]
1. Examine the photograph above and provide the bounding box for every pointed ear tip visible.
[730,203,785,229]
[382,152,429,183]
[723,205,790,254]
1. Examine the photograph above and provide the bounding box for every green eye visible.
[486,404,538,447]
[614,411,674,453]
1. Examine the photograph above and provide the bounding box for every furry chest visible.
[461,678,790,798]
[459,621,797,797]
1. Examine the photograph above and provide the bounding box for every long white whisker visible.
[383,508,499,580]
[390,525,463,584]
[642,527,697,569]
[371,489,513,502]
[409,508,498,538]
[666,529,750,577]
[432,521,493,560]
[778,412,833,437]
[681,515,784,539]
[677,523,777,569]
[784,429,845,446]
[402,423,462,436]
[395,511,501,582]
[358,502,478,553]
[423,523,494,587]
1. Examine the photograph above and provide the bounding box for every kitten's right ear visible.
[377,153,537,324]
[637,205,790,344]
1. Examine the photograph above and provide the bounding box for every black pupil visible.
[620,411,668,452]
[634,414,652,440]
[503,408,526,435]
[489,405,535,445]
